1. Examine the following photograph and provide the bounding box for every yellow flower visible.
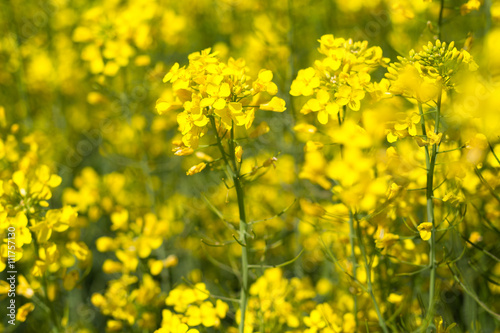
[304,141,324,152]
[301,89,339,124]
[375,230,400,249]
[185,301,221,327]
[290,67,320,96]
[299,151,331,190]
[110,209,129,231]
[427,131,443,145]
[30,206,77,243]
[166,283,210,313]
[468,231,482,247]
[66,241,91,263]
[388,293,404,304]
[393,112,421,137]
[156,310,200,333]
[417,222,433,241]
[149,255,178,275]
[387,40,478,97]
[335,84,365,111]
[291,36,386,123]
[186,163,207,176]
[172,146,194,156]
[235,146,243,163]
[156,98,183,114]
[158,49,286,148]
[461,0,481,15]
[106,320,123,332]
[249,122,270,138]
[12,212,32,248]
[299,199,326,217]
[316,278,333,295]
[259,97,286,112]
[293,123,317,134]
[387,64,440,102]
[16,302,35,322]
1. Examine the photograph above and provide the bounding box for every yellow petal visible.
[258,69,273,82]
[219,83,231,97]
[417,222,433,241]
[260,97,286,112]
[213,98,226,110]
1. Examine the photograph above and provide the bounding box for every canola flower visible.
[156,48,285,150]
[386,40,478,102]
[290,35,388,124]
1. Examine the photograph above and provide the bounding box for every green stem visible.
[417,103,431,168]
[348,211,358,330]
[210,116,248,332]
[229,124,249,333]
[354,214,389,333]
[235,175,249,333]
[419,91,442,327]
[210,116,232,174]
[230,134,249,333]
[437,0,445,40]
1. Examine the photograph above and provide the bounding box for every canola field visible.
[1,0,500,332]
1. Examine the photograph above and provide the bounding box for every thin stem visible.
[475,167,500,204]
[209,117,249,332]
[436,145,465,154]
[348,210,358,330]
[234,160,249,333]
[209,116,232,175]
[228,121,249,333]
[488,141,500,165]
[438,0,445,40]
[417,103,431,167]
[354,214,389,333]
[337,107,345,159]
[424,91,442,326]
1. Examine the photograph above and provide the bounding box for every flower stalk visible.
[210,116,249,333]
[418,89,442,326]
[235,175,249,333]
[427,91,441,320]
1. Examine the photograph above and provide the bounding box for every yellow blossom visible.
[16,302,35,322]
[186,163,207,176]
[259,97,287,112]
[417,222,433,241]
[235,146,243,162]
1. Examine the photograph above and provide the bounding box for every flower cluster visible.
[386,40,478,101]
[237,268,316,332]
[155,283,228,332]
[156,49,286,149]
[290,35,389,124]
[92,274,164,331]
[72,0,159,76]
